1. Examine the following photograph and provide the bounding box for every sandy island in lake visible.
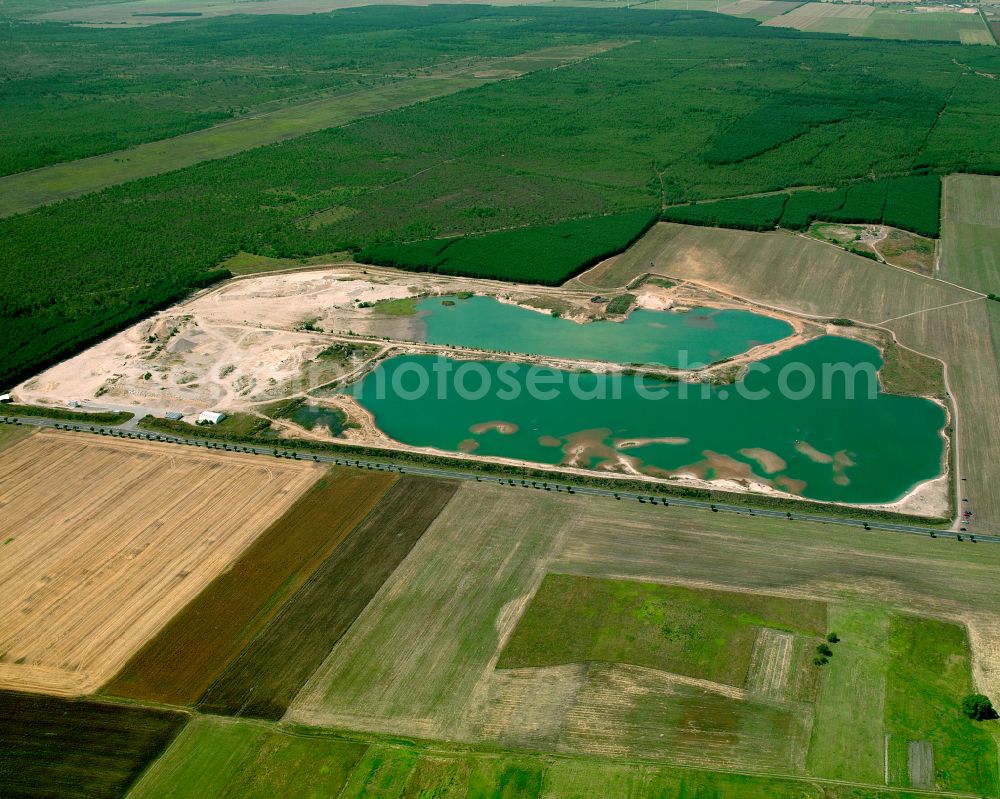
[615,436,690,449]
[470,420,520,435]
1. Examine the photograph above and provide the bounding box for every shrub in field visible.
[962,694,998,721]
[358,210,658,285]
[661,195,789,232]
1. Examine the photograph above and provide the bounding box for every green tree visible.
[817,643,833,658]
[962,694,997,721]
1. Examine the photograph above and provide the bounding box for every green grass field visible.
[884,615,998,794]
[497,573,826,686]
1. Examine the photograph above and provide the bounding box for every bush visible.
[817,643,833,657]
[962,694,998,721]
[827,632,840,643]
[813,656,829,666]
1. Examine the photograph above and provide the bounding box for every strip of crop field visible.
[103,469,396,705]
[287,480,571,738]
[940,173,1000,293]
[0,43,620,219]
[128,714,947,799]
[197,475,460,719]
[0,690,187,799]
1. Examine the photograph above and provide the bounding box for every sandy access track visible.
[0,429,321,696]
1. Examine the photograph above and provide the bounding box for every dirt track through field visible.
[104,469,396,705]
[0,430,320,696]
[198,475,459,719]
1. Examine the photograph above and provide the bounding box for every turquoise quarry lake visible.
[415,295,793,367]
[350,336,945,504]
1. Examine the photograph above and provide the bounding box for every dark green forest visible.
[2,6,999,387]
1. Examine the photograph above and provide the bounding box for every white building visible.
[0,394,12,404]
[197,410,226,425]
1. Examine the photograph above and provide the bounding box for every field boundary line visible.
[877,295,984,326]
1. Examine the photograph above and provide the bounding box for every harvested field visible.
[746,628,795,697]
[764,2,872,34]
[721,0,804,21]
[0,689,187,799]
[198,475,459,719]
[941,173,1000,293]
[0,430,320,696]
[887,299,1000,528]
[583,222,973,321]
[104,468,396,705]
[558,663,811,772]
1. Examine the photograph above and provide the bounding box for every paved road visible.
[5,413,997,544]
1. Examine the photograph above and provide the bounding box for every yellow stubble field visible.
[0,429,321,696]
